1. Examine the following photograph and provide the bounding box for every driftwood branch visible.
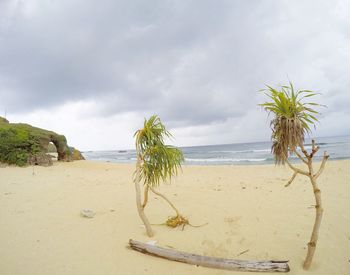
[314,152,329,180]
[129,239,290,272]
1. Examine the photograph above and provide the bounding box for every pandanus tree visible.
[260,82,329,270]
[134,115,185,237]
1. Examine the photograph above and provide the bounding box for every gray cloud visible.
[0,0,349,138]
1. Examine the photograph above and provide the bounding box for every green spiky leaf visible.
[134,115,184,187]
[259,82,324,165]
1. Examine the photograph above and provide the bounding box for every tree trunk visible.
[303,175,323,270]
[142,185,149,209]
[129,239,290,272]
[135,155,154,237]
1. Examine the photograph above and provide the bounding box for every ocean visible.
[82,135,350,165]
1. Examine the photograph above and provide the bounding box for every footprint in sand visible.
[224,216,241,226]
[224,216,241,236]
[201,239,232,257]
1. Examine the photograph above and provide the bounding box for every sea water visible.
[82,135,350,165]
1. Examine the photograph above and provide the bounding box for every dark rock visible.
[28,153,53,166]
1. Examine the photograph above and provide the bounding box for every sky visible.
[1,0,350,151]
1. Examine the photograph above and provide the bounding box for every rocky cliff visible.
[0,117,84,166]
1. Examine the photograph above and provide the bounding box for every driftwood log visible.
[129,239,290,272]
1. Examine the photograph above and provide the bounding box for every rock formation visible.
[71,148,85,161]
[0,117,83,166]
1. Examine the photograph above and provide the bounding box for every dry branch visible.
[129,239,290,272]
[310,140,320,158]
[150,186,180,216]
[294,150,307,164]
[285,172,297,187]
[314,152,329,179]
[299,143,309,158]
[285,159,309,176]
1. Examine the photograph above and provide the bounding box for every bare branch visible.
[294,150,308,164]
[150,187,180,216]
[285,172,297,187]
[311,140,316,151]
[299,143,310,158]
[285,159,310,176]
[314,151,329,179]
[310,144,320,159]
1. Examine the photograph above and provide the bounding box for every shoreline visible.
[81,135,350,166]
[1,156,349,169]
[1,160,349,274]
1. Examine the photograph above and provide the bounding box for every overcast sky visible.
[1,0,349,150]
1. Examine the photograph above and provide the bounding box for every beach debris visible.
[129,239,290,272]
[237,249,249,256]
[166,215,189,229]
[151,215,207,230]
[165,215,208,230]
[80,209,95,218]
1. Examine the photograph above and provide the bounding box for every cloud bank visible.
[1,0,349,150]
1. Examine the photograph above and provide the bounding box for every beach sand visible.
[1,160,349,275]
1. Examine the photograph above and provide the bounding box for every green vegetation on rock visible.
[0,117,81,166]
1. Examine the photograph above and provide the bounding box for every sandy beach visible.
[1,160,349,275]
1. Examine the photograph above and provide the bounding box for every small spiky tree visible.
[260,82,329,270]
[134,115,184,237]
